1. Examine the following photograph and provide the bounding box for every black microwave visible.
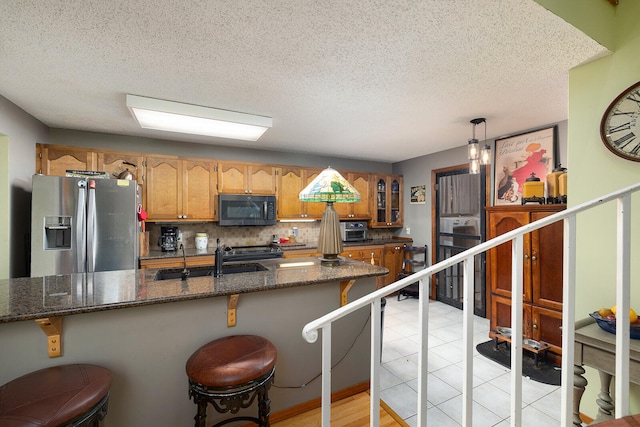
[218,194,277,226]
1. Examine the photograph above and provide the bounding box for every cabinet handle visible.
[531,251,537,263]
[524,252,529,261]
[533,323,538,329]
[348,254,353,258]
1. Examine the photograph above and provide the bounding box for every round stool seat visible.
[186,335,277,387]
[0,364,111,426]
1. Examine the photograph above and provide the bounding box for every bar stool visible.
[0,364,112,426]
[186,335,277,427]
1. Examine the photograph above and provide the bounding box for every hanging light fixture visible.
[299,167,360,266]
[468,118,490,174]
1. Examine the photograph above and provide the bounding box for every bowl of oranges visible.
[589,306,640,339]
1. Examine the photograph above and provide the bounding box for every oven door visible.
[343,228,367,242]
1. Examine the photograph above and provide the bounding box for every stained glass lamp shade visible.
[299,167,360,265]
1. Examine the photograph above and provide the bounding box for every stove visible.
[223,244,283,262]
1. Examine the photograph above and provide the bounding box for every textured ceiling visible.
[0,1,608,163]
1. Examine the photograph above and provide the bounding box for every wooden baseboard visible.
[268,381,370,424]
[379,397,410,427]
[581,412,593,424]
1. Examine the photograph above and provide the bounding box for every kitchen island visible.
[0,258,387,426]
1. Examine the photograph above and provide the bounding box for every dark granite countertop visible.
[0,258,388,323]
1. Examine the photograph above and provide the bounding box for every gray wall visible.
[0,96,49,278]
[0,276,377,426]
[391,121,568,254]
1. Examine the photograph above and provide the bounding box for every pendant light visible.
[468,118,490,174]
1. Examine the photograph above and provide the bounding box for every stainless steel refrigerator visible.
[31,175,139,277]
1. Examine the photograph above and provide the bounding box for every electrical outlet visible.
[405,226,410,235]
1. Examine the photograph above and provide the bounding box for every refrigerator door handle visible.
[87,180,97,273]
[76,182,87,273]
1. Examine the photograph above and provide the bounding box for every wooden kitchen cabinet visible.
[334,171,372,220]
[282,248,321,258]
[36,144,97,176]
[370,175,403,228]
[340,245,383,265]
[276,166,325,220]
[139,255,215,269]
[379,242,408,287]
[146,156,217,221]
[218,161,276,195]
[486,205,565,357]
[97,151,145,184]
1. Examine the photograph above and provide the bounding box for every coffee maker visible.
[158,226,179,251]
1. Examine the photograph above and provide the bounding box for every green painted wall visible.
[549,0,640,418]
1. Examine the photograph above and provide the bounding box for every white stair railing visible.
[302,181,640,427]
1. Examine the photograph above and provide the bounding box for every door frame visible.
[430,164,490,307]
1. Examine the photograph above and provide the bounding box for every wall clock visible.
[600,81,640,162]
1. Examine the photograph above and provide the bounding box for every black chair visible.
[397,244,428,300]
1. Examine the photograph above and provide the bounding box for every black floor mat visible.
[476,340,561,386]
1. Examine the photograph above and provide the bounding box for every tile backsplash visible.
[147,222,393,251]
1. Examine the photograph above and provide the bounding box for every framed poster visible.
[410,185,426,204]
[494,126,557,206]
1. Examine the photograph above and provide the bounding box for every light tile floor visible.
[381,297,562,426]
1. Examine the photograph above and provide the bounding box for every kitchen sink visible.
[153,263,268,281]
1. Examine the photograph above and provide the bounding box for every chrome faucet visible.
[214,238,224,277]
[180,244,190,281]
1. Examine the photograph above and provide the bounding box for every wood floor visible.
[271,392,408,427]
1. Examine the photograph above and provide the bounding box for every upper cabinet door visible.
[146,157,217,222]
[217,162,246,194]
[369,174,403,228]
[276,166,326,220]
[334,171,372,220]
[218,161,276,195]
[301,168,326,219]
[350,172,372,219]
[145,156,183,221]
[248,164,276,195]
[276,166,305,219]
[97,152,145,184]
[183,160,217,221]
[37,144,97,176]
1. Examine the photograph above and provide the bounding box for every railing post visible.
[370,298,381,427]
[462,255,475,427]
[615,194,631,416]
[511,234,524,427]
[561,214,577,426]
[417,277,429,426]
[321,324,332,427]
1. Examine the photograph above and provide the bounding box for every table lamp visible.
[299,167,360,266]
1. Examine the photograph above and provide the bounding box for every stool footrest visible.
[189,367,274,427]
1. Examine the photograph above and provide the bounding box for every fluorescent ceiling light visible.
[126,95,272,141]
